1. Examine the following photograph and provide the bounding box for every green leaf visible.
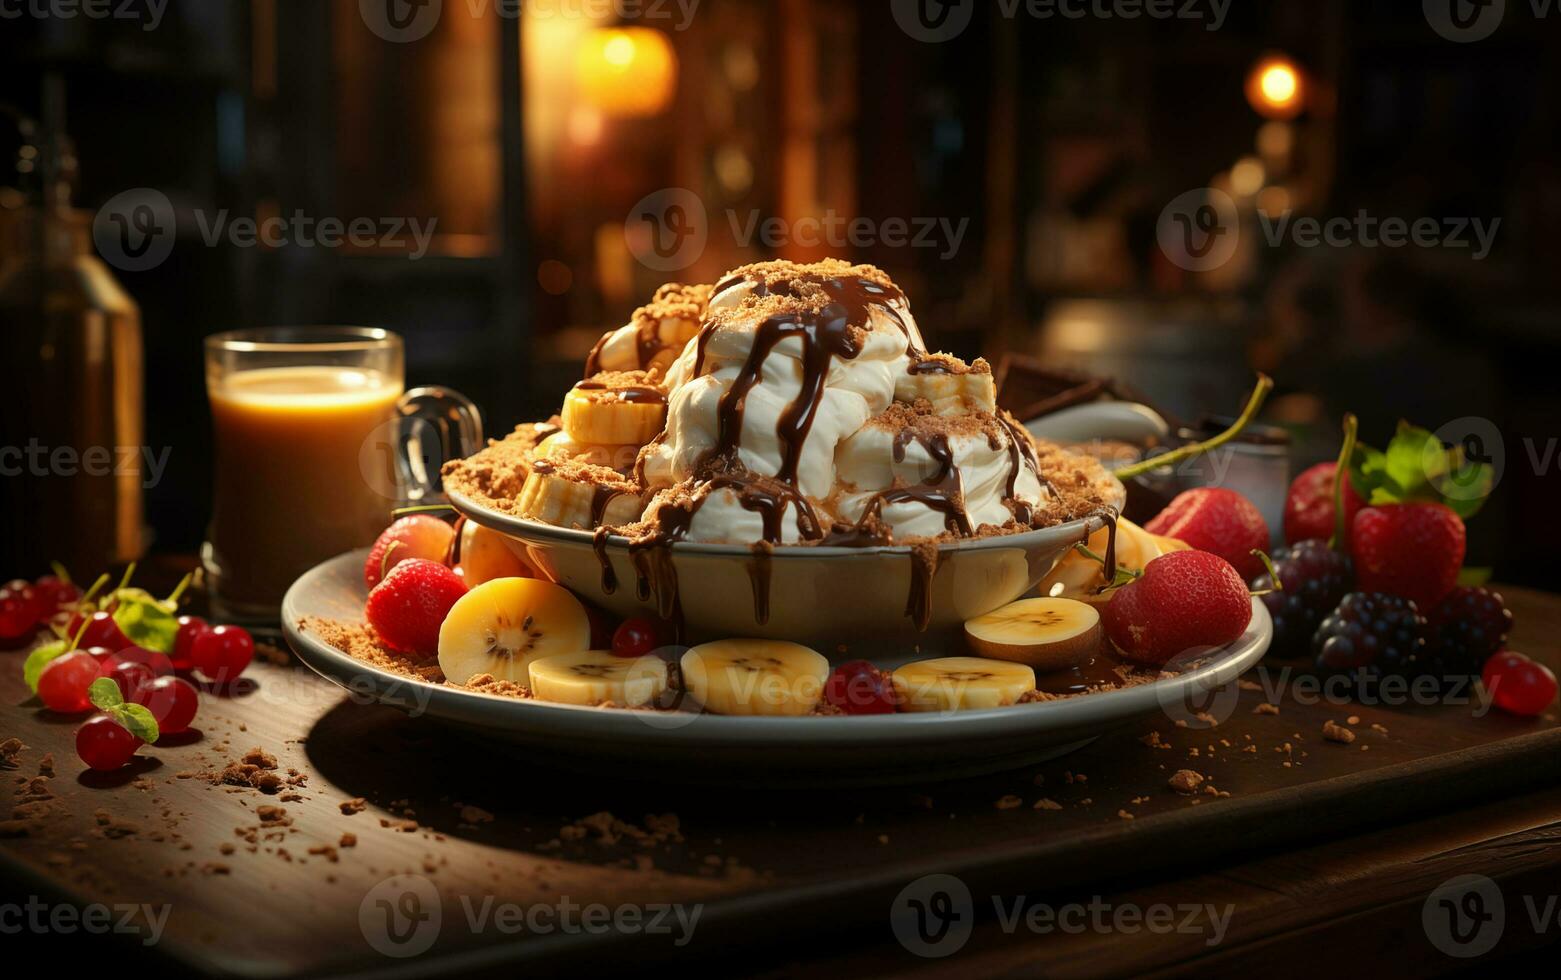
[111,594,180,653]
[23,640,68,694]
[1456,566,1493,587]
[88,676,124,710]
[111,703,160,745]
[1384,423,1440,498]
[1345,420,1495,519]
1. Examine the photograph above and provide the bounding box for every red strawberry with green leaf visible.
[1341,420,1488,609]
[1351,503,1465,611]
[1143,487,1270,581]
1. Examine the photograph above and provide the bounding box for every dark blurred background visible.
[2,0,1559,587]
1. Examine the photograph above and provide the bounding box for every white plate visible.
[282,550,1271,785]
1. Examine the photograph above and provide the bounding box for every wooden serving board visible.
[2,584,1558,977]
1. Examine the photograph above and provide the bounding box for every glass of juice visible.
[203,327,404,622]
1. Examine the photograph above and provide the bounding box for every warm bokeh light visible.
[1230,155,1266,197]
[1246,56,1304,119]
[576,27,678,117]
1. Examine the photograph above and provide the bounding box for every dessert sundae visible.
[445,259,1118,552]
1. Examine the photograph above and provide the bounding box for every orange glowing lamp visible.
[576,28,678,118]
[1246,55,1304,120]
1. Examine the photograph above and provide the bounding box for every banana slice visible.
[1037,517,1164,605]
[529,650,669,707]
[437,577,591,685]
[587,283,708,375]
[535,430,640,472]
[516,461,644,529]
[964,597,1102,670]
[892,656,1035,712]
[680,639,829,716]
[561,372,667,445]
[894,355,997,416]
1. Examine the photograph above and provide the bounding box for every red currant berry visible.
[84,646,116,668]
[2,579,41,621]
[135,676,200,734]
[37,650,102,713]
[78,610,130,650]
[104,660,156,701]
[1482,651,1558,717]
[611,618,660,658]
[823,660,897,715]
[0,595,33,639]
[104,645,175,678]
[191,624,255,683]
[33,574,82,613]
[76,715,141,771]
[172,615,210,671]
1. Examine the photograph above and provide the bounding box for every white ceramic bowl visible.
[447,480,1125,651]
[283,549,1271,785]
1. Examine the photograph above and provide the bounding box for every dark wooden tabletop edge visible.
[159,725,1561,980]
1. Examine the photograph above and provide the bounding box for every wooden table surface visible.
[2,575,1558,978]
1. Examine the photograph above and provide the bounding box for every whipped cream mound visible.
[627,258,1071,546]
[441,258,1117,547]
[833,401,1047,539]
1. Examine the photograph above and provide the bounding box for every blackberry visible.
[1426,586,1513,677]
[1253,539,1353,656]
[1313,592,1429,676]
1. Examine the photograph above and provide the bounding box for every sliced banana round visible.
[534,430,641,472]
[892,356,996,416]
[680,639,829,716]
[964,597,1102,670]
[516,463,644,529]
[437,577,591,685]
[892,656,1036,712]
[529,650,668,707]
[561,380,666,446]
[1037,517,1165,605]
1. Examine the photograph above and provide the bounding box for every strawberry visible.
[1102,550,1253,666]
[364,515,456,589]
[1350,503,1465,611]
[1283,462,1364,546]
[365,559,467,655]
[1143,487,1270,580]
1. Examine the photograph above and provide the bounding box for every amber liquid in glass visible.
[206,366,402,610]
